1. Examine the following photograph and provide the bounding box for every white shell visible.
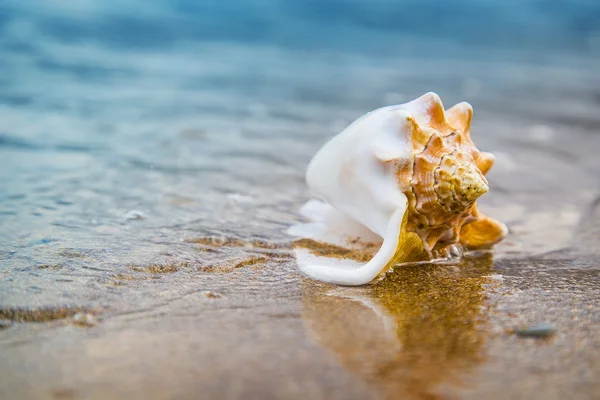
[292,92,505,286]
[301,105,413,285]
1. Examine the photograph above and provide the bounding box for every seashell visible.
[296,92,507,285]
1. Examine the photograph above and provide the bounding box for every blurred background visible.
[3,0,600,55]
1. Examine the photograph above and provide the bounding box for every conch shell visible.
[296,92,507,285]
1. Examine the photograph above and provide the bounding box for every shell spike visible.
[460,213,508,249]
[476,152,495,175]
[405,115,431,152]
[446,102,473,135]
[416,92,448,129]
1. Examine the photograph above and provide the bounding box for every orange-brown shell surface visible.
[395,94,506,256]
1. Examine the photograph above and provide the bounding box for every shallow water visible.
[1,1,600,399]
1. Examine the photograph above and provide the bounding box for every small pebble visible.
[72,313,98,327]
[203,291,222,299]
[516,323,556,338]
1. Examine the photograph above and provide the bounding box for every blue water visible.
[0,0,599,307]
[2,0,599,54]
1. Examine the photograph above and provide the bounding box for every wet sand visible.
[1,243,600,399]
[1,30,600,400]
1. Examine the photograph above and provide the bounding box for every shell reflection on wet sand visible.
[302,254,495,400]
